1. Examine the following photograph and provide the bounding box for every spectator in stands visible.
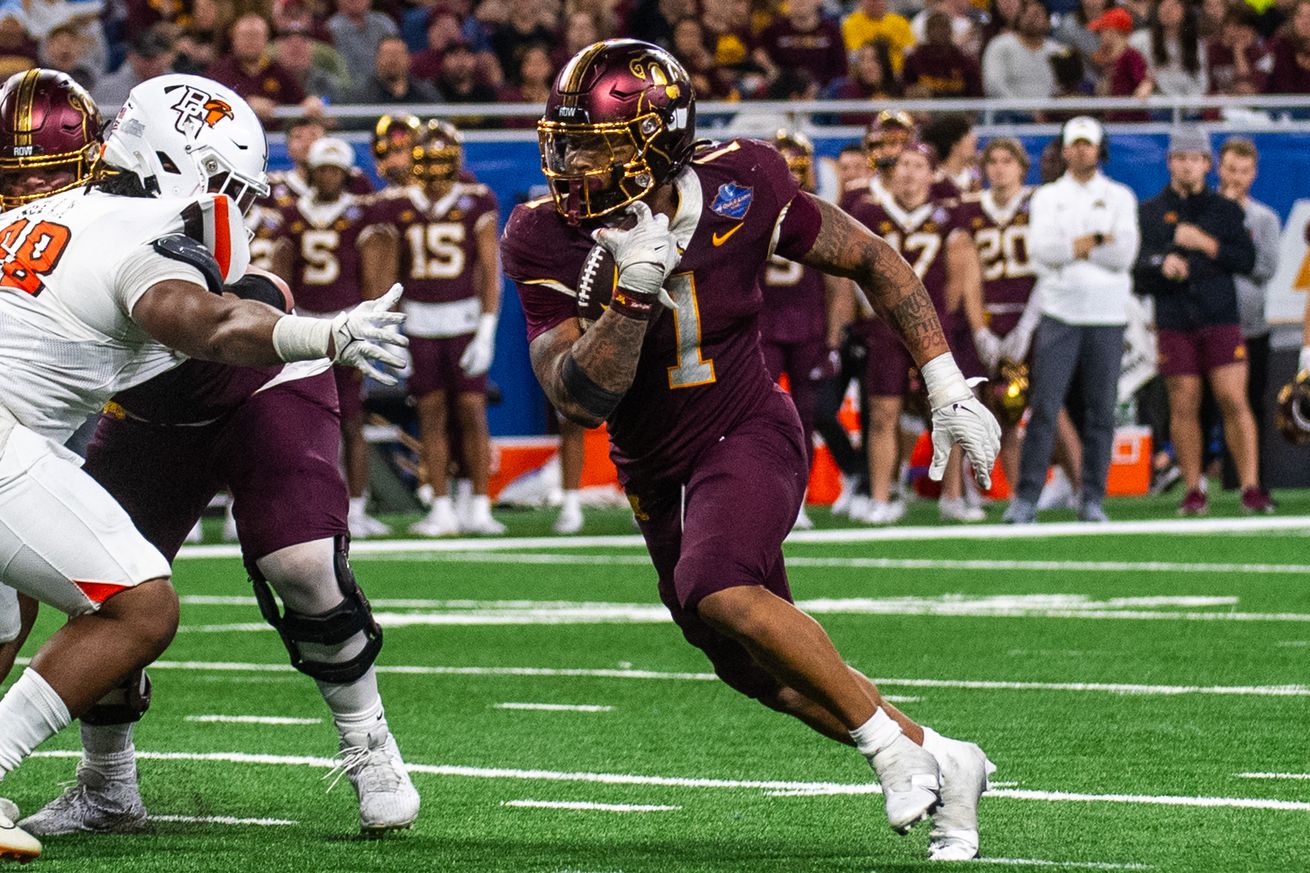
[704,0,763,88]
[1218,136,1280,490]
[1005,116,1140,524]
[1129,0,1208,97]
[1208,6,1272,94]
[489,0,558,84]
[627,0,694,51]
[1119,0,1153,30]
[38,23,95,90]
[1090,7,1150,103]
[436,38,498,102]
[273,22,345,102]
[24,0,107,77]
[1135,127,1268,515]
[208,13,312,120]
[755,0,846,90]
[498,41,553,125]
[981,0,1024,50]
[671,16,736,98]
[911,0,976,48]
[349,34,442,103]
[0,6,37,78]
[983,0,1061,101]
[556,10,604,68]
[412,10,462,80]
[841,0,914,75]
[328,0,399,93]
[1053,0,1109,85]
[825,41,898,100]
[171,0,225,75]
[1265,0,1310,93]
[92,25,173,106]
[903,11,983,97]
[1198,0,1228,40]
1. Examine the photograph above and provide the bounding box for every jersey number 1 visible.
[0,218,71,297]
[665,272,716,389]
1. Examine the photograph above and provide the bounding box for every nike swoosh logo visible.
[711,223,744,246]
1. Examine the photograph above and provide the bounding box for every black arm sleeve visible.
[225,273,292,313]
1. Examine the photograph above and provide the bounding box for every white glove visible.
[973,328,1001,373]
[998,324,1033,365]
[459,313,497,377]
[591,201,680,308]
[271,283,409,385]
[1300,345,1310,376]
[921,352,1002,490]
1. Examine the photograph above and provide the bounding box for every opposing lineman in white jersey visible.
[0,74,407,861]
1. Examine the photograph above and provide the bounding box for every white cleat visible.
[552,505,584,535]
[925,735,995,860]
[414,483,435,508]
[222,504,238,542]
[0,801,40,864]
[870,734,941,834]
[462,512,507,536]
[329,729,421,833]
[349,511,392,539]
[939,497,986,523]
[19,766,147,836]
[831,474,859,517]
[183,520,203,544]
[859,499,906,526]
[792,504,815,530]
[408,500,461,537]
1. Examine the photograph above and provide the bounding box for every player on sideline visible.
[502,40,999,861]
[0,71,407,845]
[0,71,415,838]
[271,136,391,538]
[363,120,504,536]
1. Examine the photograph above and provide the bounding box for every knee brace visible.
[248,535,383,684]
[81,669,152,726]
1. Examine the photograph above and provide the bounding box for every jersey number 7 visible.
[0,218,72,297]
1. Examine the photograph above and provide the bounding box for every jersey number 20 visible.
[0,218,71,297]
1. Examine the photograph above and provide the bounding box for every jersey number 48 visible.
[0,218,71,297]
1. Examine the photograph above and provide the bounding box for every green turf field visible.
[5,493,1310,872]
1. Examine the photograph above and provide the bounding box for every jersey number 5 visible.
[0,218,71,297]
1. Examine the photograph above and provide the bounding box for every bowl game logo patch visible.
[710,182,753,220]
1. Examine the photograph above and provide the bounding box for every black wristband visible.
[609,286,658,321]
[226,273,292,312]
[1093,232,1106,246]
[562,354,623,421]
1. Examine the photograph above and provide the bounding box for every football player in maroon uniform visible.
[760,130,833,531]
[270,136,389,537]
[957,138,1039,485]
[265,116,374,204]
[844,142,987,523]
[0,70,420,837]
[847,109,915,206]
[371,113,422,190]
[502,40,999,860]
[363,120,504,535]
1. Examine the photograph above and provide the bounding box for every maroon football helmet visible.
[864,109,915,172]
[773,128,815,192]
[412,118,463,185]
[372,113,422,186]
[0,68,101,208]
[538,39,696,224]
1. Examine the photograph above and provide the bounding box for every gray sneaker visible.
[328,728,421,833]
[20,765,147,836]
[1002,498,1037,524]
[1078,501,1109,523]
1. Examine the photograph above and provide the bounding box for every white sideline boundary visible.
[151,814,298,827]
[495,703,613,713]
[172,514,1310,561]
[979,860,1149,870]
[184,715,322,726]
[502,800,678,813]
[27,750,1310,814]
[116,659,1310,697]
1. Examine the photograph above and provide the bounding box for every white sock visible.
[327,691,388,741]
[562,490,581,513]
[349,496,367,517]
[0,669,72,775]
[431,495,455,517]
[849,707,902,758]
[471,494,492,518]
[920,725,947,759]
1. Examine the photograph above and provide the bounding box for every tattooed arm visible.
[529,310,650,428]
[796,194,950,366]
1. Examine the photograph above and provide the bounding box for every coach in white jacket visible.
[1004,116,1140,524]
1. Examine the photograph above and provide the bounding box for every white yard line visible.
[184,715,322,726]
[978,859,1149,870]
[172,515,1310,562]
[1237,772,1310,780]
[495,703,613,713]
[101,659,1310,697]
[27,750,1310,814]
[150,814,298,827]
[501,800,678,813]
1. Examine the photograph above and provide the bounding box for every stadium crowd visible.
[8,0,1310,117]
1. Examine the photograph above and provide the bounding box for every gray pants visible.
[1017,316,1125,505]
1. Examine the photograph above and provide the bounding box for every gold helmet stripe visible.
[15,68,39,149]
[559,41,609,93]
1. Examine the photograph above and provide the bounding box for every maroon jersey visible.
[956,187,1036,337]
[846,190,961,311]
[280,193,371,314]
[757,17,848,87]
[264,167,374,207]
[365,183,499,305]
[107,361,283,426]
[760,256,826,345]
[502,138,823,489]
[247,204,285,271]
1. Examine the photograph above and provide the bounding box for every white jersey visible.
[0,187,249,443]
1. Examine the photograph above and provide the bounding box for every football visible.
[575,242,618,332]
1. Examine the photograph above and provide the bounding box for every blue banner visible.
[269,132,1310,436]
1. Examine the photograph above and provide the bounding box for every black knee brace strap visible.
[81,669,152,726]
[247,535,383,685]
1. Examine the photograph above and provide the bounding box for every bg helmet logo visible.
[166,84,235,138]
